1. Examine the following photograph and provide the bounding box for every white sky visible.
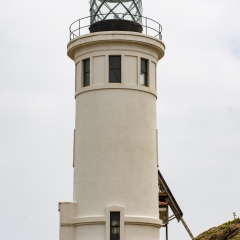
[0,0,240,239]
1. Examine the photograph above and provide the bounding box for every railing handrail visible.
[69,14,162,40]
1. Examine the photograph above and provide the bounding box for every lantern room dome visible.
[90,0,142,24]
[90,0,143,32]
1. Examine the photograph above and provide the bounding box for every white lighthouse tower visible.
[59,1,165,239]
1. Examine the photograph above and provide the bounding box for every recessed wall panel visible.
[93,56,105,85]
[150,61,156,91]
[76,62,81,90]
[124,56,137,85]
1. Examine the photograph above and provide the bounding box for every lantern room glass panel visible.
[90,0,143,24]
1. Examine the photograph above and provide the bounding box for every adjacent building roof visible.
[158,170,183,221]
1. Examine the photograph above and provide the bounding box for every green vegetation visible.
[195,218,240,240]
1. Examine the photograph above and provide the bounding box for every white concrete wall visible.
[59,202,77,240]
[75,89,158,218]
[60,31,165,240]
[124,225,160,240]
[75,225,105,240]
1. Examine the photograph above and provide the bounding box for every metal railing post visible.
[79,19,81,37]
[159,24,160,39]
[145,17,147,34]
[166,224,168,240]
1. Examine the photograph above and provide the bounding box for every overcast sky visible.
[0,0,240,239]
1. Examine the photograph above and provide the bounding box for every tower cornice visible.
[67,31,165,61]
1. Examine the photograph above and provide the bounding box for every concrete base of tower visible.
[59,203,163,240]
[75,225,160,240]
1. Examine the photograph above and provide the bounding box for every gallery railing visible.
[69,14,162,40]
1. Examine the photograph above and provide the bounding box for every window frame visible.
[109,56,121,83]
[110,212,120,240]
[83,59,90,87]
[140,58,148,87]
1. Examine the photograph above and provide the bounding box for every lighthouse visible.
[59,1,166,239]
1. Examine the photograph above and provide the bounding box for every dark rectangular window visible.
[83,59,90,87]
[109,56,121,83]
[110,212,120,240]
[140,59,148,86]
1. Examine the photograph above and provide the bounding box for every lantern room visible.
[89,0,143,33]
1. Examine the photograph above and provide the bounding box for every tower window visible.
[110,212,120,240]
[140,59,148,86]
[83,59,90,87]
[109,56,121,83]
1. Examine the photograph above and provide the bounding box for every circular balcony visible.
[69,14,162,41]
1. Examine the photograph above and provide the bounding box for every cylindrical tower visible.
[59,2,165,240]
